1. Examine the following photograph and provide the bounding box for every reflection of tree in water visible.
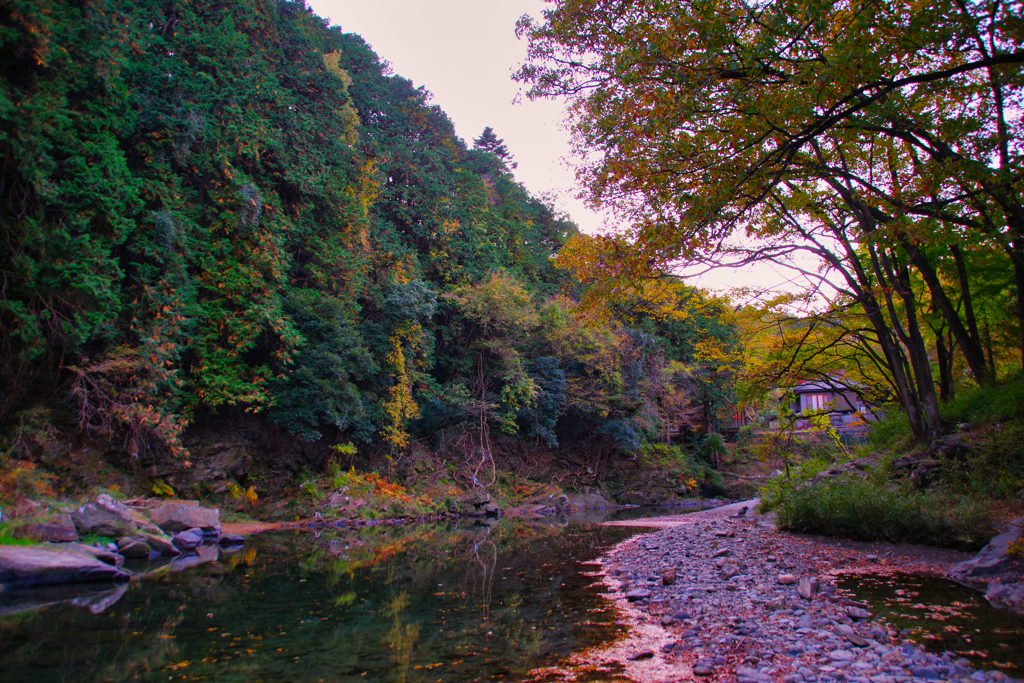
[471,538,497,622]
[383,590,421,683]
[1,522,635,683]
[101,608,185,682]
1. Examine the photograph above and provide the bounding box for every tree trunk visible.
[904,240,990,385]
[933,323,954,401]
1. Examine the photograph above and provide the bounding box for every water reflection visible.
[0,582,128,617]
[839,573,1024,676]
[0,518,640,683]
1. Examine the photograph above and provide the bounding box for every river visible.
[0,512,657,683]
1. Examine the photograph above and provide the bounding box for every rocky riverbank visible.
[0,495,244,590]
[528,501,1021,683]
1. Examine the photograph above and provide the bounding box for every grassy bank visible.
[758,376,1024,551]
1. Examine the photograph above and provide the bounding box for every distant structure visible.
[785,380,876,446]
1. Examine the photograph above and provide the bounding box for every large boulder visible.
[149,501,221,534]
[564,491,612,509]
[0,546,130,589]
[71,494,137,538]
[13,522,78,543]
[135,532,181,557]
[60,542,124,567]
[929,433,976,462]
[986,581,1024,615]
[950,518,1024,587]
[172,528,204,551]
[117,537,153,560]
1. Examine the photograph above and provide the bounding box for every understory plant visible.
[770,477,994,551]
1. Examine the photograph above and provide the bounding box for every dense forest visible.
[0,0,739,498]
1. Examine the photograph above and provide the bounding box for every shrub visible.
[773,478,994,551]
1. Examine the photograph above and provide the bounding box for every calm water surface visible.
[0,513,661,683]
[839,573,1024,677]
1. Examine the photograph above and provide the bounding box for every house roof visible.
[791,381,850,394]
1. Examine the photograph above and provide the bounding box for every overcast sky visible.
[306,0,798,295]
[307,0,611,232]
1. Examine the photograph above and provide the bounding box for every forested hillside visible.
[0,0,737,499]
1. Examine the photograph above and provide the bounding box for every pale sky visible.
[308,0,612,234]
[307,0,792,295]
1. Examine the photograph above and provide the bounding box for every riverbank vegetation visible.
[515,0,1024,547]
[0,0,740,524]
[757,375,1024,550]
[2,0,1023,551]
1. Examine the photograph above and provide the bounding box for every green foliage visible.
[694,434,728,465]
[151,480,175,498]
[0,0,739,483]
[0,523,35,546]
[937,373,1024,428]
[519,357,565,447]
[300,478,324,502]
[270,292,376,442]
[771,479,994,552]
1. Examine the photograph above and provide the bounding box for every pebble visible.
[603,518,1020,683]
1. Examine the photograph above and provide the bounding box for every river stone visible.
[836,623,869,647]
[136,532,181,556]
[908,666,940,679]
[564,491,612,509]
[625,588,652,601]
[779,574,798,585]
[0,546,130,588]
[60,543,124,567]
[627,650,654,661]
[172,528,203,550]
[662,567,677,586]
[13,522,79,543]
[72,494,137,538]
[721,563,740,580]
[845,606,871,620]
[798,576,817,600]
[693,662,715,676]
[829,649,855,661]
[737,666,772,682]
[117,537,152,559]
[150,501,221,533]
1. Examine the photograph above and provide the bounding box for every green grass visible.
[772,478,994,552]
[0,522,36,546]
[758,376,1024,552]
[870,374,1024,452]
[939,372,1024,427]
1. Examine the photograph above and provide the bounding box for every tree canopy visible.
[0,0,739,471]
[516,0,1024,440]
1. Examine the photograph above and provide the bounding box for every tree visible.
[473,127,514,165]
[516,0,1024,439]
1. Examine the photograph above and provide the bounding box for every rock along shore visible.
[527,501,1019,683]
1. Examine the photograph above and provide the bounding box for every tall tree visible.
[516,0,1024,439]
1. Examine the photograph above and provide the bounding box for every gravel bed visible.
[598,513,1019,683]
